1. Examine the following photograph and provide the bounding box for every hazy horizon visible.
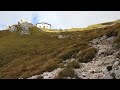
[0,11,120,30]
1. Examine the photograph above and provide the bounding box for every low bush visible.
[77,47,97,63]
[106,30,118,37]
[66,60,80,69]
[59,48,80,61]
[57,67,74,79]
[37,76,43,79]
[113,31,120,48]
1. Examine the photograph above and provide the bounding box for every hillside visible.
[0,20,120,79]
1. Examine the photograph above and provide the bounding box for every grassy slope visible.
[0,21,120,79]
[42,20,120,32]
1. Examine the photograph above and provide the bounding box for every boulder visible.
[112,61,119,68]
[58,34,69,39]
[9,25,17,32]
[103,72,113,79]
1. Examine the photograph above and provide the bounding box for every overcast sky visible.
[0,11,120,30]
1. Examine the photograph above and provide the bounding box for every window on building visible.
[43,26,45,29]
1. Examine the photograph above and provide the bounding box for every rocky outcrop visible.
[40,68,62,79]
[27,35,120,79]
[74,35,120,79]
[58,34,69,39]
[28,68,62,79]
[5,20,35,35]
[4,25,17,32]
[9,25,17,32]
[20,22,34,35]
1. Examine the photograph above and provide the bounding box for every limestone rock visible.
[58,34,69,39]
[74,35,120,79]
[19,22,34,35]
[9,25,17,32]
[112,61,119,68]
[28,35,120,79]
[41,68,63,79]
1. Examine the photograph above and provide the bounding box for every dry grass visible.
[0,20,120,79]
[77,47,98,63]
[66,60,80,69]
[57,67,75,79]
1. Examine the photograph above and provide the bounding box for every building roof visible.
[36,22,51,26]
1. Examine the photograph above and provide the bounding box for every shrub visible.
[77,47,97,63]
[114,34,120,49]
[42,59,59,72]
[37,76,43,79]
[59,48,81,61]
[106,30,118,37]
[57,67,74,79]
[66,61,80,69]
[72,42,89,49]
[106,25,120,38]
[101,22,114,25]
[58,63,65,68]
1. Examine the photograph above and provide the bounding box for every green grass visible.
[0,20,120,79]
